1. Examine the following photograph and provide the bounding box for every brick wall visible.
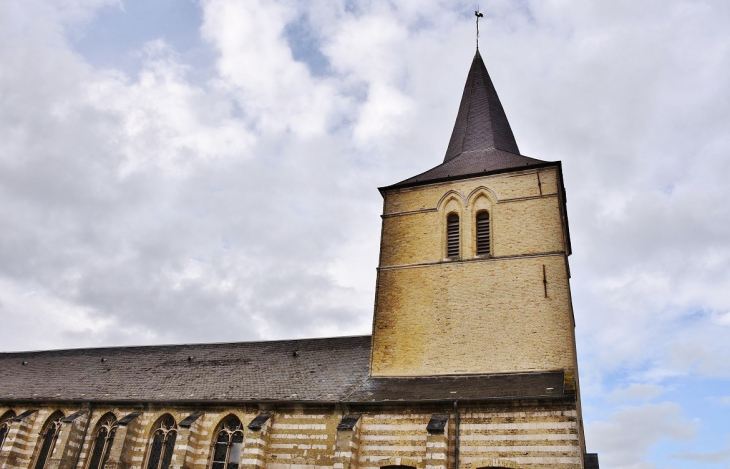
[0,402,582,469]
[372,168,577,377]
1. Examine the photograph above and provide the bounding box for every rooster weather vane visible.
[475,9,484,50]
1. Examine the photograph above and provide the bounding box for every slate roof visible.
[383,50,553,191]
[0,335,569,404]
[584,453,600,469]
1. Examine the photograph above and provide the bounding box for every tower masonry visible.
[371,51,578,389]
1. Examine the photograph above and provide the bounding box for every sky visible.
[1,0,729,468]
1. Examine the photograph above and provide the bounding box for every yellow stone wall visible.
[0,402,583,469]
[372,168,576,376]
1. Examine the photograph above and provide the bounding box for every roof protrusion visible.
[179,412,203,428]
[12,409,37,422]
[427,414,450,433]
[248,413,272,431]
[118,412,142,426]
[337,414,361,431]
[62,410,88,423]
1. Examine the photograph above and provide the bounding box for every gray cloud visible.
[587,402,697,468]
[2,1,730,464]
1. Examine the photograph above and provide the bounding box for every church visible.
[0,46,599,469]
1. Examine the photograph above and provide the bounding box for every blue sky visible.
[1,1,730,468]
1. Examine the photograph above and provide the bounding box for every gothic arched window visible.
[145,415,178,469]
[476,211,491,255]
[33,412,64,469]
[0,410,15,451]
[210,415,244,469]
[86,414,117,469]
[447,213,460,258]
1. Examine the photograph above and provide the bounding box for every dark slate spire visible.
[444,49,520,159]
[383,50,548,190]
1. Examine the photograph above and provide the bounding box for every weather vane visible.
[475,8,484,50]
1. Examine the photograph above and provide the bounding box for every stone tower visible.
[371,50,578,391]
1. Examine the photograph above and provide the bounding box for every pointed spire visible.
[382,49,547,191]
[444,50,520,161]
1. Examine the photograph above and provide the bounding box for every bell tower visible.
[370,51,578,388]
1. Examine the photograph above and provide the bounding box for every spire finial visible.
[475,8,484,50]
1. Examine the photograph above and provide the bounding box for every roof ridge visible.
[0,334,373,355]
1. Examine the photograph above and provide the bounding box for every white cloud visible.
[587,403,697,469]
[609,384,666,403]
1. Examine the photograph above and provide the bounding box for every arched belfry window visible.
[447,213,460,258]
[86,414,117,469]
[0,410,15,451]
[476,211,491,255]
[210,415,244,469]
[33,411,64,469]
[145,415,178,469]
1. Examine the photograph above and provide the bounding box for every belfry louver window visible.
[447,213,460,258]
[476,211,491,255]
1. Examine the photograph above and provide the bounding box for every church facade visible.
[0,50,598,469]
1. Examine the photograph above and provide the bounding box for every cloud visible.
[673,439,730,464]
[608,384,666,403]
[587,402,698,469]
[2,0,730,466]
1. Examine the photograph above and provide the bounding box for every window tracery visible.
[33,412,64,469]
[86,413,117,469]
[210,415,244,469]
[0,410,15,451]
[145,415,178,469]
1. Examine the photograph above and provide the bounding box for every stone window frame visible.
[143,414,178,469]
[437,190,465,261]
[208,414,245,469]
[31,411,65,469]
[0,410,16,452]
[466,187,497,258]
[85,412,118,469]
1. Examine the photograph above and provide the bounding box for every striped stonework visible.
[458,404,582,469]
[334,415,362,469]
[267,410,335,469]
[0,401,583,469]
[240,413,272,469]
[48,410,89,469]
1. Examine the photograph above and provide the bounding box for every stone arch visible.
[85,412,118,469]
[208,413,245,469]
[378,456,420,469]
[31,410,65,469]
[436,189,466,210]
[469,459,519,469]
[466,186,498,205]
[466,187,497,258]
[0,410,15,451]
[438,191,465,260]
[143,413,178,469]
[89,411,117,432]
